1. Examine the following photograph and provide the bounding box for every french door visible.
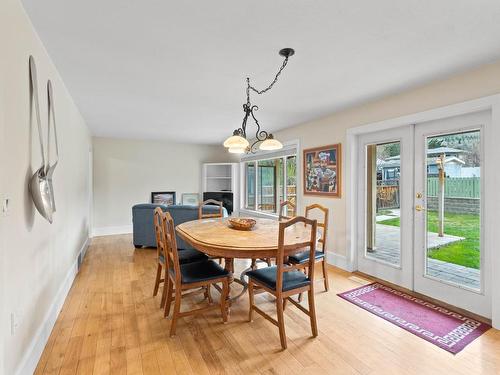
[357,126,414,289]
[357,110,490,317]
[414,111,490,317]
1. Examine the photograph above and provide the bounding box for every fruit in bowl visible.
[228,217,257,230]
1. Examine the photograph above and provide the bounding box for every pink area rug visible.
[338,282,490,354]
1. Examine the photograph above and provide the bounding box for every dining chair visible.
[246,216,318,350]
[278,200,296,221]
[153,208,209,308]
[288,204,329,294]
[198,199,224,219]
[162,211,230,336]
[198,199,224,265]
[250,200,295,270]
[153,207,168,299]
[252,199,296,270]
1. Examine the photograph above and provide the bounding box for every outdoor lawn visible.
[379,211,480,269]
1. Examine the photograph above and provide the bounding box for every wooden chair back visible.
[305,204,329,252]
[163,211,182,285]
[198,199,224,219]
[276,216,317,292]
[278,200,296,221]
[153,207,167,263]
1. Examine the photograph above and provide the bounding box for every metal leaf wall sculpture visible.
[28,56,59,223]
[47,79,59,213]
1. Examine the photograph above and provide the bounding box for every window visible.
[258,159,278,212]
[285,155,297,216]
[245,162,256,210]
[243,153,297,215]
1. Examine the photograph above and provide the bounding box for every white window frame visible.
[239,140,299,218]
[243,161,256,211]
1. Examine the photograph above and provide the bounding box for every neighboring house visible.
[379,147,467,180]
[378,158,401,181]
[460,167,481,177]
[426,156,465,177]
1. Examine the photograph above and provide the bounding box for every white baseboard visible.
[326,252,354,272]
[92,225,132,237]
[15,238,90,375]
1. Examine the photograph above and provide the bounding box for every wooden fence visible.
[377,180,400,210]
[427,177,480,198]
[376,177,480,211]
[258,185,297,212]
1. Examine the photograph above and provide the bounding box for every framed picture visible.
[303,143,341,197]
[151,191,176,206]
[181,193,200,206]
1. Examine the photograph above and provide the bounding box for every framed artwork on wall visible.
[151,191,176,206]
[303,143,341,197]
[181,193,200,206]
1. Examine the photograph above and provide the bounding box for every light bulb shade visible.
[223,135,249,149]
[228,147,246,154]
[259,137,283,151]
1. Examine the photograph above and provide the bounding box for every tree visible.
[377,143,400,159]
[286,157,296,185]
[428,132,480,166]
[428,138,445,149]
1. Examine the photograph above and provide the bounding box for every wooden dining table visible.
[176,217,315,301]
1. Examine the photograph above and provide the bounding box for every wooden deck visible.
[35,234,500,375]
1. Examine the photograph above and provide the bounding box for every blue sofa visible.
[132,203,227,249]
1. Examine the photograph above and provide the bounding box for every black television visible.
[203,192,234,215]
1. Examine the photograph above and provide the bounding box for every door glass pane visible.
[258,160,276,213]
[245,162,256,210]
[366,141,401,266]
[424,130,481,290]
[277,158,284,210]
[286,156,297,216]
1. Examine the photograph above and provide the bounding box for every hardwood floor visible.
[35,234,500,375]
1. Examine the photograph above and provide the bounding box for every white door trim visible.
[346,94,500,327]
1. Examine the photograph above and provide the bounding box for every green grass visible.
[377,209,393,216]
[378,211,480,269]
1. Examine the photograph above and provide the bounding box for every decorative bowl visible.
[228,217,257,231]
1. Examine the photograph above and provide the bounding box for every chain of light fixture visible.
[223,48,295,154]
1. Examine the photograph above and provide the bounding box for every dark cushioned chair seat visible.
[288,250,325,264]
[246,266,310,291]
[170,260,229,284]
[178,249,209,264]
[159,249,208,265]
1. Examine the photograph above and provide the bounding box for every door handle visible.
[415,205,425,212]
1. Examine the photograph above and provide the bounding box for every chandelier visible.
[223,48,295,154]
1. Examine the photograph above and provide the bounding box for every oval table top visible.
[176,217,313,259]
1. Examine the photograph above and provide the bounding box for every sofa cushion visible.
[132,204,227,248]
[132,204,167,248]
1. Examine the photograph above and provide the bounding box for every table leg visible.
[224,257,234,273]
[220,257,233,316]
[212,257,251,318]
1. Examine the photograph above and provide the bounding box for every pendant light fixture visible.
[223,48,294,154]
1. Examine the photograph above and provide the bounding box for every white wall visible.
[0,21,7,373]
[272,59,500,263]
[0,1,91,374]
[92,137,233,235]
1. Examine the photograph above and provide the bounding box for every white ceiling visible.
[22,0,500,144]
